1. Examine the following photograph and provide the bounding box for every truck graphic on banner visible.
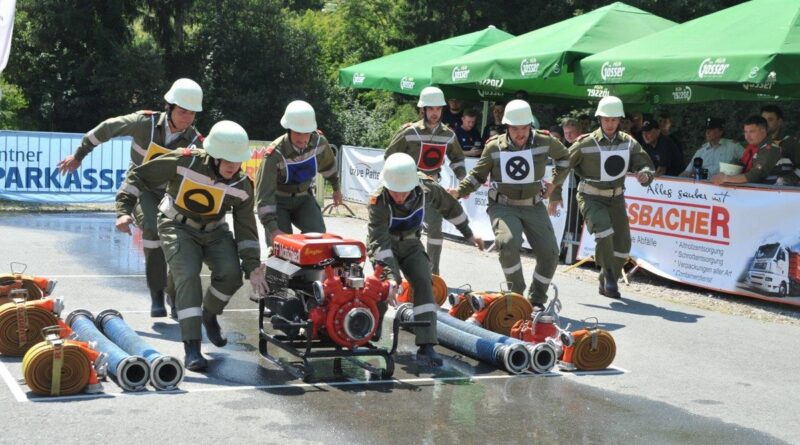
[740,243,800,297]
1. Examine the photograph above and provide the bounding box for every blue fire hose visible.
[65,310,150,391]
[437,311,556,373]
[96,309,184,391]
[396,304,530,374]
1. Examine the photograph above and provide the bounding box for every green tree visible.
[0,76,30,129]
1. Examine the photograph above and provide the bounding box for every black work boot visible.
[602,268,621,299]
[183,340,208,372]
[167,294,177,320]
[416,344,443,367]
[202,308,228,347]
[150,289,167,317]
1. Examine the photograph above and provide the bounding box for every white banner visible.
[340,145,568,247]
[577,176,800,307]
[0,0,15,72]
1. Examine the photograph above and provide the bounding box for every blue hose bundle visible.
[96,310,184,391]
[437,311,556,373]
[396,304,530,374]
[65,310,150,391]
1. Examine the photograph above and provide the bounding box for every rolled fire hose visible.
[468,292,533,336]
[22,329,106,396]
[447,293,474,320]
[396,304,530,374]
[438,311,556,374]
[96,309,184,391]
[0,272,55,304]
[0,298,63,356]
[398,274,448,306]
[569,329,616,371]
[66,310,150,392]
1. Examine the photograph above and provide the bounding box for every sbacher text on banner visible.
[577,175,800,307]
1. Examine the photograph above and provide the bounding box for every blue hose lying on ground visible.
[395,304,530,374]
[96,309,184,391]
[66,310,150,391]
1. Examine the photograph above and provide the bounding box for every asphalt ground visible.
[0,212,797,444]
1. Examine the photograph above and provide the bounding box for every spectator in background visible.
[640,114,682,176]
[577,113,592,134]
[562,118,581,146]
[549,125,565,144]
[658,111,685,165]
[712,115,782,185]
[761,105,800,186]
[482,102,507,142]
[456,109,483,157]
[442,98,464,129]
[679,118,743,178]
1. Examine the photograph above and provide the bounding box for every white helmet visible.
[204,121,252,162]
[502,99,535,126]
[595,96,625,117]
[380,153,420,192]
[417,86,446,107]
[280,100,317,133]
[164,78,203,112]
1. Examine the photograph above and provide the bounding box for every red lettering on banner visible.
[627,199,730,245]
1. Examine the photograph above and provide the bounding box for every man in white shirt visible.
[680,117,744,178]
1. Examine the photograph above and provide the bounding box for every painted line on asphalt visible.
[0,360,29,403]
[46,274,212,278]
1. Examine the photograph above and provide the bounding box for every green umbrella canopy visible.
[338,26,513,96]
[577,0,800,97]
[430,2,675,103]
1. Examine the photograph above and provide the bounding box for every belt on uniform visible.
[159,200,225,232]
[390,230,421,241]
[487,189,541,206]
[275,189,311,197]
[577,182,624,198]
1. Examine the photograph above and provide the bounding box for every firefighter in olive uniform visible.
[760,105,800,186]
[368,153,483,366]
[548,96,655,299]
[116,121,269,371]
[384,87,467,276]
[450,100,569,310]
[58,78,204,318]
[711,115,786,187]
[256,101,342,246]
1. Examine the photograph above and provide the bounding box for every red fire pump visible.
[259,233,405,381]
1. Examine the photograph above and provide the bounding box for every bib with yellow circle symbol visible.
[143,141,175,163]
[175,176,226,216]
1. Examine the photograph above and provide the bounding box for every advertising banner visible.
[577,176,800,306]
[0,130,131,203]
[340,145,568,246]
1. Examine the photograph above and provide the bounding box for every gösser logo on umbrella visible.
[175,177,226,216]
[418,143,447,170]
[499,150,535,184]
[599,147,630,182]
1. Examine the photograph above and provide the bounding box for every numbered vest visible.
[175,176,226,216]
[499,149,535,184]
[418,143,447,171]
[389,194,425,232]
[597,141,631,182]
[284,155,318,185]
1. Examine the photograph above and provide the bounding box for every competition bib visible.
[284,155,318,184]
[175,177,226,216]
[143,141,173,163]
[599,146,630,182]
[418,143,447,171]
[499,149,535,184]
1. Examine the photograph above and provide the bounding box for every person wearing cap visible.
[255,100,342,246]
[712,115,783,186]
[547,96,655,300]
[449,100,568,311]
[640,114,682,177]
[761,105,800,186]
[679,118,743,178]
[116,120,268,371]
[57,78,204,319]
[385,86,467,276]
[368,153,483,366]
